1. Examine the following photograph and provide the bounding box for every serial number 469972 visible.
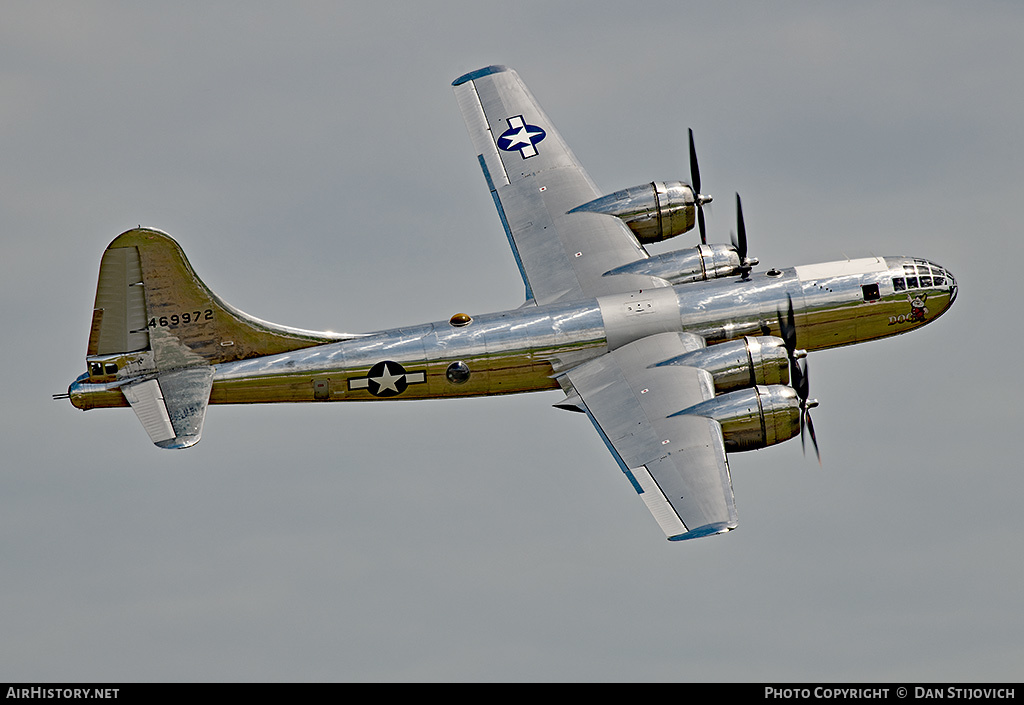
[148,309,213,327]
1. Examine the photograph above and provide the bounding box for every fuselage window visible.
[862,283,880,301]
[446,361,471,384]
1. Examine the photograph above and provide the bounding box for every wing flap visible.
[564,332,738,540]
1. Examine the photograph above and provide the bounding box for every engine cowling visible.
[569,181,696,244]
[674,384,802,452]
[657,336,789,393]
[603,244,743,285]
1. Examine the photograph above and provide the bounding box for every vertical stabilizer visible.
[92,228,343,367]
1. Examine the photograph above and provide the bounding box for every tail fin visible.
[88,227,342,368]
[70,227,346,447]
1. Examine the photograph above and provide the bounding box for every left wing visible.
[560,332,738,540]
[453,66,664,305]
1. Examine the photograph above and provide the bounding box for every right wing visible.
[561,332,738,540]
[453,66,664,305]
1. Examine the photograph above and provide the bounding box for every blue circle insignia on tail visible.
[497,115,546,159]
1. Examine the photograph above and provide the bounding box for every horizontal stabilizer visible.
[122,367,215,449]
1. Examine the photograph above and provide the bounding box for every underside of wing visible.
[561,332,738,540]
[453,66,664,305]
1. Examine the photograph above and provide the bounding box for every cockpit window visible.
[897,261,948,292]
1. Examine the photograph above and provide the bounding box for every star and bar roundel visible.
[497,115,546,159]
[347,361,426,398]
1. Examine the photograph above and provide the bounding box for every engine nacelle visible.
[657,336,789,394]
[674,384,801,452]
[569,181,696,244]
[603,244,743,285]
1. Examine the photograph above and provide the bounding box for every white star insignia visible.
[370,363,403,394]
[501,125,542,150]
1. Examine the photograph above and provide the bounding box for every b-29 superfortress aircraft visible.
[60,66,957,541]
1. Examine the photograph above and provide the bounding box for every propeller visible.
[730,193,759,278]
[688,128,713,244]
[791,357,821,464]
[777,294,820,463]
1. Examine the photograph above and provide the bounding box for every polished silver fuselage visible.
[205,255,955,405]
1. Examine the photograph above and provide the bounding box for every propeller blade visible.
[792,358,822,464]
[777,294,797,357]
[805,410,821,465]
[731,192,758,277]
[794,357,808,402]
[735,193,747,263]
[777,296,822,464]
[689,128,708,245]
[787,295,796,348]
[688,128,701,196]
[800,407,806,453]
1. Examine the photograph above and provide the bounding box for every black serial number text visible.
[148,310,213,327]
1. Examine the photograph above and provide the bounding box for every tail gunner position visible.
[59,66,957,542]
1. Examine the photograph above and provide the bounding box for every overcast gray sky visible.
[3,1,1020,682]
